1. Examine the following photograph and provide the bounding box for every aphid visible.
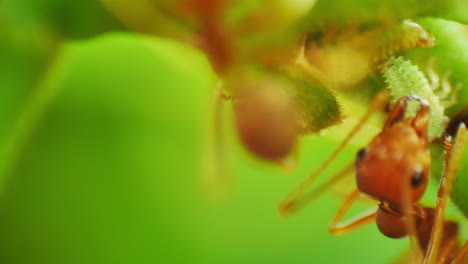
[278,94,468,263]
[382,56,446,140]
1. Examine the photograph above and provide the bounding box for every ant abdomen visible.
[413,208,459,253]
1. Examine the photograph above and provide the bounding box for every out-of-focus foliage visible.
[1,1,468,264]
[0,33,405,264]
[2,0,124,38]
[408,18,468,115]
[0,0,125,169]
[299,0,468,27]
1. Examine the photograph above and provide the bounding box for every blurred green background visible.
[1,1,466,264]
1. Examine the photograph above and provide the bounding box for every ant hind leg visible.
[423,123,467,264]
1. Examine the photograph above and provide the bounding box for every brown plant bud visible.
[233,77,299,161]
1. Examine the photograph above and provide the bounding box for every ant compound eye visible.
[356,148,368,161]
[411,167,425,188]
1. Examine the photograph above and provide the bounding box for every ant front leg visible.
[328,189,377,236]
[279,162,355,216]
[424,123,467,264]
[278,91,389,217]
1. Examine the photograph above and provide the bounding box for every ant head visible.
[355,120,430,208]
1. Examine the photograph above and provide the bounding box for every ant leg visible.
[453,241,468,264]
[278,91,389,216]
[409,98,431,260]
[279,162,354,216]
[401,174,423,262]
[437,238,458,264]
[328,189,377,235]
[401,97,430,259]
[424,123,467,264]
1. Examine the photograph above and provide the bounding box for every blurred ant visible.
[278,92,468,263]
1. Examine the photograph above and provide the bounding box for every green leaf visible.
[409,18,468,114]
[402,18,468,217]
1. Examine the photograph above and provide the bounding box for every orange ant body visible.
[279,94,468,263]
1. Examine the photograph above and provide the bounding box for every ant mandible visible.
[278,93,468,263]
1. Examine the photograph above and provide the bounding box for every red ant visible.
[278,93,468,263]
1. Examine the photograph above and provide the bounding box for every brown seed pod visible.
[233,77,299,161]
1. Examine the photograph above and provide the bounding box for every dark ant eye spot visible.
[411,170,425,188]
[356,148,368,161]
